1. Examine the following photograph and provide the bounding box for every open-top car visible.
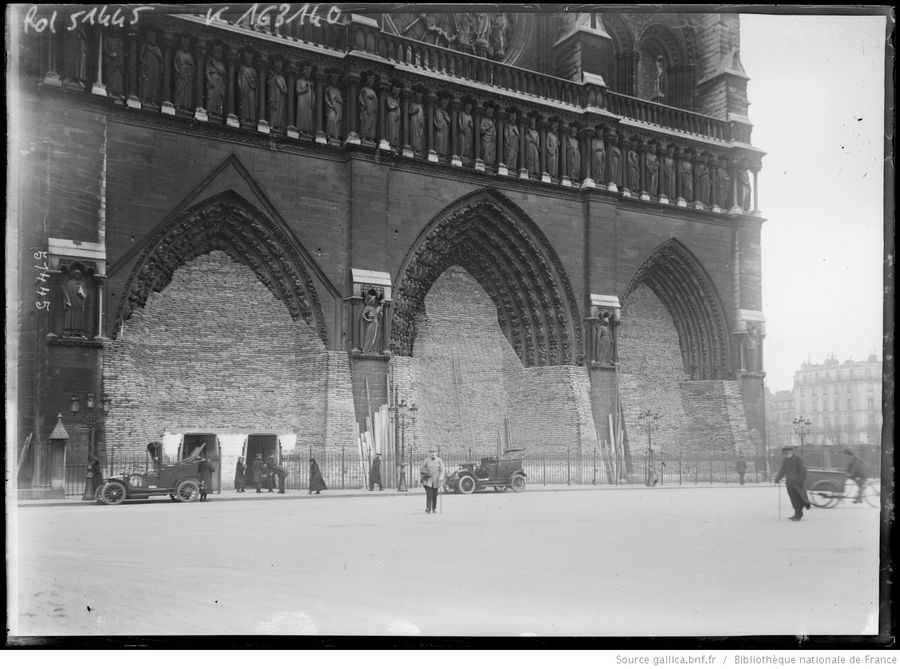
[95,446,206,505]
[445,448,527,494]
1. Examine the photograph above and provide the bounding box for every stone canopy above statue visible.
[381,12,532,64]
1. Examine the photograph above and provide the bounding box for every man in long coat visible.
[774,446,811,521]
[250,453,264,493]
[309,457,327,494]
[419,449,444,514]
[368,453,383,491]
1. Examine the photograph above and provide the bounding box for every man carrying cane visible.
[774,446,811,521]
[420,449,444,515]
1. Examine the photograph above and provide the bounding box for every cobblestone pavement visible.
[9,484,881,638]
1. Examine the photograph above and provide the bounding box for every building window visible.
[867,397,874,409]
[812,386,818,396]
[824,399,830,412]
[823,385,829,395]
[867,382,874,394]
[847,398,853,410]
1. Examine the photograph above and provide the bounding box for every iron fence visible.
[60,445,882,496]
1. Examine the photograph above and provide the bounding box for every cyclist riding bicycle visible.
[844,449,870,504]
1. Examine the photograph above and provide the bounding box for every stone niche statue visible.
[524,117,540,174]
[504,113,519,169]
[626,148,640,191]
[458,102,473,159]
[743,323,761,372]
[566,131,581,180]
[295,64,316,132]
[325,72,343,138]
[205,43,226,117]
[480,107,496,164]
[358,74,378,140]
[680,156,693,201]
[696,156,710,204]
[591,133,606,183]
[360,289,384,353]
[662,145,677,197]
[238,49,258,122]
[386,84,401,147]
[140,30,164,104]
[268,57,287,129]
[103,33,124,98]
[737,161,752,210]
[545,122,560,178]
[409,91,424,151]
[644,145,659,195]
[434,96,451,155]
[173,34,194,110]
[607,138,621,185]
[61,264,90,338]
[715,161,731,209]
[590,307,614,367]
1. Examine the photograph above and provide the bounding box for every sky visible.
[738,12,888,391]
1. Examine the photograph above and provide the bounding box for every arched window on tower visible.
[637,24,694,110]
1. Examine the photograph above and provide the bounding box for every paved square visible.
[10,485,881,637]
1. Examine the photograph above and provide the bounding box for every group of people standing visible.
[233,454,326,495]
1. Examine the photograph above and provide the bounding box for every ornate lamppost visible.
[408,402,418,487]
[395,399,409,492]
[70,392,110,499]
[637,410,661,487]
[793,416,812,458]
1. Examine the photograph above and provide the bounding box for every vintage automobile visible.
[95,446,206,505]
[444,448,527,494]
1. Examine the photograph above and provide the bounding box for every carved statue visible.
[361,291,383,353]
[325,73,343,138]
[397,12,514,62]
[67,26,88,84]
[680,157,693,201]
[608,140,622,185]
[716,162,731,208]
[653,54,666,100]
[473,13,491,57]
[205,43,226,116]
[596,317,613,366]
[480,107,496,164]
[504,113,519,169]
[295,64,315,132]
[237,50,257,122]
[102,33,124,97]
[457,102,473,159]
[737,164,752,210]
[491,14,509,59]
[62,268,88,338]
[696,158,710,203]
[524,117,540,175]
[409,91,424,151]
[662,145,677,197]
[173,35,194,109]
[591,134,606,183]
[645,147,659,195]
[744,324,760,371]
[358,74,378,140]
[386,85,401,146]
[267,58,287,129]
[140,31,164,104]
[545,123,559,178]
[434,97,451,155]
[566,132,581,180]
[627,148,640,191]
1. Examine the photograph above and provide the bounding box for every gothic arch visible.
[112,191,327,342]
[638,23,694,109]
[391,190,583,367]
[602,13,637,95]
[623,239,730,379]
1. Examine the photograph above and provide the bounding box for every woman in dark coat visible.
[308,457,327,494]
[197,458,215,501]
[234,456,246,493]
[89,459,103,495]
[250,454,264,493]
[368,453,383,491]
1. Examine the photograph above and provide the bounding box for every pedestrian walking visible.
[274,462,287,494]
[419,449,444,514]
[89,459,103,496]
[736,457,748,485]
[266,456,277,492]
[198,457,215,502]
[234,456,246,492]
[308,457,327,494]
[250,453,264,493]
[368,453,383,491]
[843,449,870,503]
[773,446,811,521]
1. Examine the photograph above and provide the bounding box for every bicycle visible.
[805,469,880,509]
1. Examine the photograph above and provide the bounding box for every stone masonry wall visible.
[103,251,354,457]
[395,266,596,460]
[618,283,753,457]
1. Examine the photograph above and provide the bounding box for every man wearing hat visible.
[250,453,265,494]
[844,449,870,503]
[419,449,445,514]
[774,446,811,521]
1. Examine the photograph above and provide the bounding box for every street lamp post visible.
[637,410,661,487]
[793,416,812,458]
[408,403,418,488]
[397,399,409,492]
[70,392,111,500]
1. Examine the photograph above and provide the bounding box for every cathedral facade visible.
[11,7,766,492]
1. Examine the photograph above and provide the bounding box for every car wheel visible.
[175,479,201,503]
[808,480,839,508]
[99,481,127,505]
[457,474,476,495]
[510,474,526,493]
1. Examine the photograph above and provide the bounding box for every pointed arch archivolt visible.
[391,190,583,367]
[112,191,327,342]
